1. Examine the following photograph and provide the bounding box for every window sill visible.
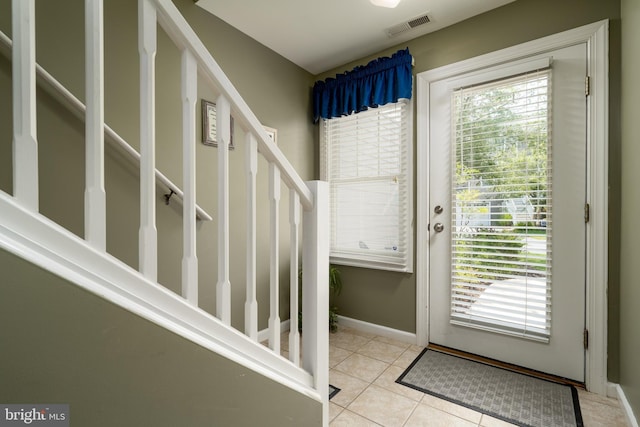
[329,255,413,274]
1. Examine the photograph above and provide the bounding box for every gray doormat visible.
[396,348,583,427]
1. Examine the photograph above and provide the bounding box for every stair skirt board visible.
[0,194,319,402]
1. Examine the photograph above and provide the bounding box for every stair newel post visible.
[181,49,198,305]
[216,95,231,325]
[84,0,106,251]
[138,0,158,281]
[289,189,301,366]
[245,133,259,340]
[268,163,281,353]
[302,180,329,426]
[11,0,38,212]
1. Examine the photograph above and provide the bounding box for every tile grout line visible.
[330,326,626,427]
[331,331,424,426]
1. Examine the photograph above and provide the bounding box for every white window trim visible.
[320,99,414,273]
[416,20,608,394]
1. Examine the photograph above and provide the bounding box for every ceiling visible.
[195,0,516,75]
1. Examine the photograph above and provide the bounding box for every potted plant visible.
[328,265,343,333]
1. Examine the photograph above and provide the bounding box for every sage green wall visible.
[320,0,621,380]
[619,0,640,417]
[0,0,315,331]
[0,1,320,421]
[0,249,321,426]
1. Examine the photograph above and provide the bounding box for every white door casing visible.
[415,20,609,393]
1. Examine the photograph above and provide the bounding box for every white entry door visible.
[427,43,587,381]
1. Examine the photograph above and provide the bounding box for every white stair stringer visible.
[0,190,321,403]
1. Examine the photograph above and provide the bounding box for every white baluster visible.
[181,49,198,305]
[289,190,301,365]
[11,0,38,211]
[216,95,231,324]
[244,133,258,340]
[302,181,329,423]
[138,0,157,281]
[84,0,106,250]
[269,163,281,353]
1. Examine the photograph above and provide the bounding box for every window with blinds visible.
[321,101,413,272]
[450,70,551,341]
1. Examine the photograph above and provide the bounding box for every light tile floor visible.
[324,326,629,427]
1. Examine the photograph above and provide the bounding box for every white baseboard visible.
[337,315,417,345]
[257,319,291,344]
[257,316,417,347]
[607,382,619,399]
[609,382,639,427]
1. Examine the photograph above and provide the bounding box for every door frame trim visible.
[415,20,609,394]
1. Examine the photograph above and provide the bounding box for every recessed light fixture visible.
[370,0,401,8]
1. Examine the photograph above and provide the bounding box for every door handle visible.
[433,223,444,233]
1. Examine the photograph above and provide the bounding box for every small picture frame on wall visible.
[202,99,235,150]
[264,126,277,145]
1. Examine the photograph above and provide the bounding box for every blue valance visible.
[312,48,413,122]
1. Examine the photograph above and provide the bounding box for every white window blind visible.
[450,70,552,341]
[321,101,413,272]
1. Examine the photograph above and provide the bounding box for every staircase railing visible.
[3,0,328,424]
[0,30,212,222]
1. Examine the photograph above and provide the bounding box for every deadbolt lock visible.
[434,205,444,214]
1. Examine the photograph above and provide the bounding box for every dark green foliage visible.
[328,266,342,333]
[329,307,339,333]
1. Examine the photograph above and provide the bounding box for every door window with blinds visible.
[450,69,552,341]
[321,100,413,272]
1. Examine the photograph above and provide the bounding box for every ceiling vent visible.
[385,13,431,38]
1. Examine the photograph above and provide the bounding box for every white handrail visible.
[151,0,314,210]
[0,29,213,222]
[148,3,328,421]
